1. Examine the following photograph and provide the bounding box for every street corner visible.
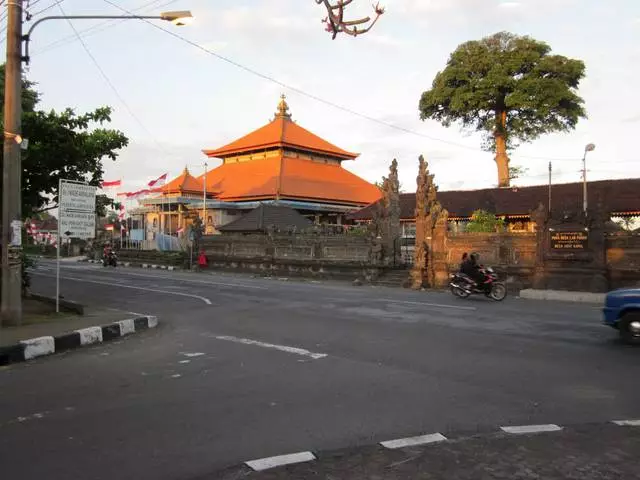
[212,421,640,480]
[0,315,159,366]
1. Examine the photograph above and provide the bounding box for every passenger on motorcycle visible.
[461,252,490,293]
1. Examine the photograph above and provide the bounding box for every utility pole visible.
[202,162,207,224]
[548,161,552,214]
[582,143,596,215]
[1,0,24,326]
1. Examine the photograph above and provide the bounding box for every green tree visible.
[0,64,128,217]
[466,209,505,233]
[509,165,529,182]
[419,32,586,188]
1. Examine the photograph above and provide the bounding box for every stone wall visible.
[446,232,537,267]
[607,233,640,289]
[445,232,538,290]
[200,233,380,281]
[201,234,374,263]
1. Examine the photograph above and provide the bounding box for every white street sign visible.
[59,211,96,239]
[59,182,97,213]
[59,180,97,239]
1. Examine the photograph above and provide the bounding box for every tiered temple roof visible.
[199,96,381,207]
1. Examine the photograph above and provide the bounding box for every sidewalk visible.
[519,289,606,304]
[0,297,158,365]
[0,304,137,348]
[216,423,640,480]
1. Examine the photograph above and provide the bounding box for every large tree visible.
[419,32,586,187]
[0,65,128,217]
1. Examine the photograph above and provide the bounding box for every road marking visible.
[501,424,562,434]
[246,451,316,471]
[79,268,269,290]
[381,433,447,449]
[378,299,477,311]
[32,273,212,305]
[212,335,327,360]
[181,352,205,357]
[612,419,640,426]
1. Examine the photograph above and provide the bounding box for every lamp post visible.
[0,3,193,326]
[582,143,596,215]
[202,162,208,226]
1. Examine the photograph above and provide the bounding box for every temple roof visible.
[161,167,205,195]
[218,204,313,233]
[202,154,381,206]
[348,178,640,220]
[203,95,358,160]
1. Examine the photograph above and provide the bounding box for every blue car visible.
[603,288,640,344]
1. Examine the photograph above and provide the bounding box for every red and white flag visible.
[126,189,150,199]
[148,173,167,188]
[176,226,185,234]
[101,179,122,188]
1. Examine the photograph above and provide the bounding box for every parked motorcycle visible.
[449,266,507,301]
[102,251,117,267]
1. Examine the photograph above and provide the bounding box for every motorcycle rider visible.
[459,252,468,271]
[461,252,490,293]
[103,242,115,266]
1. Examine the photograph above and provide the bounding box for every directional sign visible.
[59,180,97,239]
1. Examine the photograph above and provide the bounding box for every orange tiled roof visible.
[203,96,358,160]
[161,167,204,195]
[202,154,381,206]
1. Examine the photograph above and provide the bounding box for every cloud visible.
[366,34,409,47]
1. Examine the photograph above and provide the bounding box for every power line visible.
[29,0,66,17]
[57,3,167,156]
[31,0,178,55]
[100,0,620,165]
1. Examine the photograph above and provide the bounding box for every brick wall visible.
[446,232,537,268]
[607,233,640,289]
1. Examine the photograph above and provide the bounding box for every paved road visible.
[0,261,638,480]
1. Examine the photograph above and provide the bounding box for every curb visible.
[230,420,640,475]
[86,259,179,271]
[519,289,605,304]
[0,315,158,366]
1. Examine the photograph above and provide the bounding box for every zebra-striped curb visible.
[84,259,180,271]
[0,316,158,366]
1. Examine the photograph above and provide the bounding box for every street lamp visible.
[22,10,194,63]
[582,143,596,215]
[0,2,193,326]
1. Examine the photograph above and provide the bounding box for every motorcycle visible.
[102,250,117,267]
[449,266,507,301]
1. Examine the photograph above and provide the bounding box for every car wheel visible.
[619,311,640,345]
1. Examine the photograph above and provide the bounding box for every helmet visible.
[470,252,480,262]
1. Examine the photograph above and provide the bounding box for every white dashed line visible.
[245,451,316,471]
[212,335,327,360]
[181,352,205,358]
[501,424,563,434]
[381,433,447,449]
[378,299,477,311]
[32,273,213,305]
[612,419,640,426]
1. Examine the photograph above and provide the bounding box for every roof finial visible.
[275,94,292,120]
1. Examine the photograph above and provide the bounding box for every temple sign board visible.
[551,231,588,250]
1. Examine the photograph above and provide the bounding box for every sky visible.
[6,0,640,194]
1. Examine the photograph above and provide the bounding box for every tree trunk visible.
[494,109,510,188]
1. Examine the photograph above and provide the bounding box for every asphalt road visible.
[0,261,638,480]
